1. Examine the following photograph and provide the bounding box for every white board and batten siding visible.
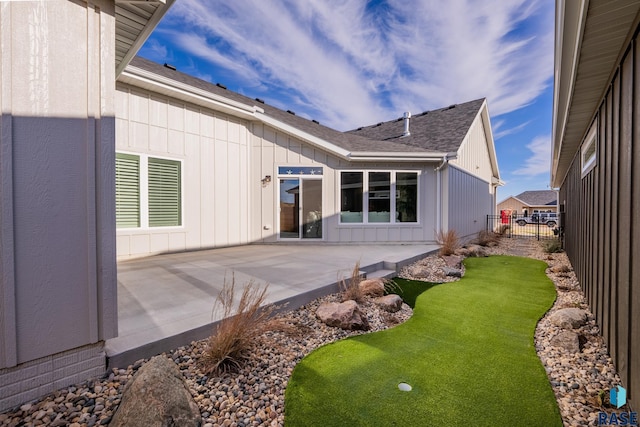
[249,123,338,242]
[115,84,251,259]
[451,112,495,186]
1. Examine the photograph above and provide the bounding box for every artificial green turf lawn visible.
[284,256,562,426]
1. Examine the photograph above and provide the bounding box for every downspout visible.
[434,156,449,233]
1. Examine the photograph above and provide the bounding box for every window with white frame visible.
[116,153,182,228]
[340,171,418,224]
[115,153,140,228]
[581,122,597,177]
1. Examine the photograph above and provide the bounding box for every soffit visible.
[552,0,640,187]
[115,0,174,77]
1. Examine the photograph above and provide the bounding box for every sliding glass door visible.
[278,168,323,239]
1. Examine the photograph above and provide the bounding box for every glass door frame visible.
[277,166,324,241]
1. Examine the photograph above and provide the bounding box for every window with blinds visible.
[148,157,182,227]
[115,153,140,228]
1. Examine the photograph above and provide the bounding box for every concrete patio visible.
[106,243,438,368]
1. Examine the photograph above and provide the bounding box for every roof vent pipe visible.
[403,112,411,136]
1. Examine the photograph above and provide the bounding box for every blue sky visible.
[140,0,555,201]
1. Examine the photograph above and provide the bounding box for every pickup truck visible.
[515,213,558,227]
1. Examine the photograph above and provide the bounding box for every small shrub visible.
[435,229,460,256]
[543,239,563,254]
[340,261,365,302]
[200,276,292,375]
[475,230,500,247]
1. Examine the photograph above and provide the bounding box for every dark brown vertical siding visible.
[597,102,606,332]
[560,30,639,408]
[617,45,633,389]
[630,37,640,413]
[610,71,620,369]
[603,90,613,347]
[587,175,592,304]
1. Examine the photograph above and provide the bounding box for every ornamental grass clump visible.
[200,276,293,375]
[475,230,500,247]
[543,239,563,254]
[435,229,460,256]
[340,261,364,303]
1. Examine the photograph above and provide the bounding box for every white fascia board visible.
[120,67,262,119]
[115,0,175,77]
[459,99,501,180]
[551,0,587,187]
[480,101,501,180]
[551,0,567,186]
[255,112,352,160]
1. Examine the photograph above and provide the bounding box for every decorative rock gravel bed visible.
[0,237,622,427]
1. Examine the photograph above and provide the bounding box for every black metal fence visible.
[487,214,560,241]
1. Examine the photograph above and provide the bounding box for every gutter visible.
[119,67,261,118]
[348,152,451,162]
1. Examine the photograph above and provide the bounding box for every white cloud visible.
[494,120,532,140]
[141,38,170,62]
[151,0,554,130]
[512,135,551,176]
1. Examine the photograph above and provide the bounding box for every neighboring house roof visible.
[499,190,557,207]
[115,1,175,77]
[552,0,640,187]
[123,57,498,173]
[346,99,486,154]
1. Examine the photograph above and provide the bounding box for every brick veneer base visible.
[0,343,106,412]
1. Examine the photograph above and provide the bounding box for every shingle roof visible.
[346,98,486,153]
[127,57,484,156]
[515,190,558,206]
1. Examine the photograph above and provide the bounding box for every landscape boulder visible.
[548,308,588,329]
[550,330,581,353]
[109,356,201,427]
[550,264,572,274]
[465,244,488,257]
[316,300,369,330]
[358,278,385,297]
[443,267,463,278]
[375,294,403,313]
[441,255,463,268]
[455,245,488,258]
